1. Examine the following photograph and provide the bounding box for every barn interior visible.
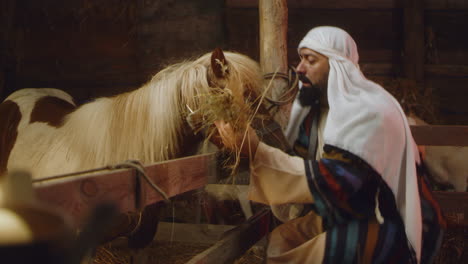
[0,0,467,263]
[2,0,468,125]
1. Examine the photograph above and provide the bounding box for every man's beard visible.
[298,74,323,107]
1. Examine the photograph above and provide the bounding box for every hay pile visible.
[234,246,265,264]
[94,240,266,264]
[376,77,439,123]
[193,87,253,137]
[434,218,467,263]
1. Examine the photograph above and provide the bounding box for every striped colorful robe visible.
[304,144,446,263]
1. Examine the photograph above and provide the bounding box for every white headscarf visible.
[290,26,422,262]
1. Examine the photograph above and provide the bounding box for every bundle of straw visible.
[189,75,277,175]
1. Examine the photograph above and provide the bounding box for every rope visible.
[115,160,170,202]
[263,65,299,108]
[128,211,143,237]
[33,160,170,202]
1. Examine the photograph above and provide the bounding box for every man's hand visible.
[213,120,260,158]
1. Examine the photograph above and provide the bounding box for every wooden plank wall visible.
[3,0,140,102]
[425,9,468,124]
[1,0,224,103]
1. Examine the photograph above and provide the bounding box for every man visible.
[215,26,445,263]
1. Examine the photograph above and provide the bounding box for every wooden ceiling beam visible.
[226,0,468,10]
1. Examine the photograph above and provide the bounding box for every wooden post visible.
[259,0,290,128]
[403,0,425,90]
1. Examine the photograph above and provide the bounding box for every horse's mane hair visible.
[48,51,263,173]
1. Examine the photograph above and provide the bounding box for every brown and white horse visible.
[0,49,288,180]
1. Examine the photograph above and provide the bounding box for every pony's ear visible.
[211,47,229,78]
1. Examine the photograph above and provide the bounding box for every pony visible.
[0,48,289,180]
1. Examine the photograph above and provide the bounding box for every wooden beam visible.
[34,153,217,227]
[410,125,468,146]
[186,208,271,264]
[227,0,468,9]
[425,0,468,10]
[424,65,468,78]
[360,63,395,76]
[361,63,468,77]
[227,0,401,9]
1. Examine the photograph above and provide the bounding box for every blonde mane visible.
[7,51,264,178]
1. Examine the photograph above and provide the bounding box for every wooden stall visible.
[0,0,225,103]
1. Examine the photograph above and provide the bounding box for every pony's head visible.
[108,48,289,166]
[186,48,291,167]
[191,48,265,133]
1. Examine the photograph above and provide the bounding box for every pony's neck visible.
[58,82,192,171]
[109,83,187,162]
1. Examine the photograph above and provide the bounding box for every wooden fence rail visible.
[32,125,468,226]
[410,125,468,146]
[34,152,217,227]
